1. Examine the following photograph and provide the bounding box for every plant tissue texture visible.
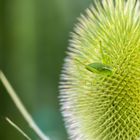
[60,0,140,140]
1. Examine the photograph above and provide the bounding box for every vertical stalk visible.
[0,71,50,140]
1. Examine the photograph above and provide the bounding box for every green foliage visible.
[0,0,92,139]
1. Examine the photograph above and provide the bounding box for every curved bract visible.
[60,0,140,139]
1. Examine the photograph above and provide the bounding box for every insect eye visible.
[86,63,113,75]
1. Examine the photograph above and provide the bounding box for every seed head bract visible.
[60,0,140,139]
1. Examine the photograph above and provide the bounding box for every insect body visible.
[86,62,112,75]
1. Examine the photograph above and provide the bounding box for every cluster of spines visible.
[60,0,140,140]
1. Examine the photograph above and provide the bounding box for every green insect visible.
[75,58,113,76]
[86,40,113,75]
[86,62,112,75]
[75,41,113,76]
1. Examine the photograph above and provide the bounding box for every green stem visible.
[6,117,32,140]
[0,71,50,140]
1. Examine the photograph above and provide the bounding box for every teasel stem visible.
[6,117,32,140]
[0,71,50,140]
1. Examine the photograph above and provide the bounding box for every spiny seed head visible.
[60,0,140,139]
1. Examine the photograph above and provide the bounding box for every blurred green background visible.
[0,0,92,139]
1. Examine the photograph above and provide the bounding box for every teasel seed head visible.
[60,0,140,139]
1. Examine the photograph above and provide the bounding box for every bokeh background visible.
[0,0,92,139]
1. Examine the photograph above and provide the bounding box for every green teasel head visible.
[59,0,140,139]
